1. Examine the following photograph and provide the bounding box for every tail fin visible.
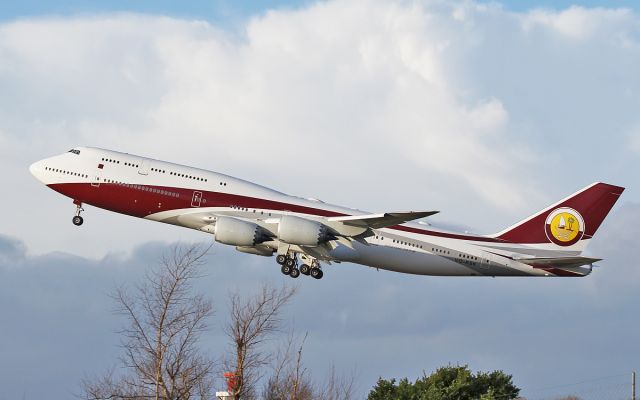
[492,182,624,251]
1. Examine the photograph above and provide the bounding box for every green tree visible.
[368,365,520,400]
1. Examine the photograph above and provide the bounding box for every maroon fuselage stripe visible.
[49,182,501,242]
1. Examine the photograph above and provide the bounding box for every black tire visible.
[285,258,296,268]
[72,216,84,226]
[310,267,322,279]
[299,264,311,275]
[281,265,292,275]
[290,268,300,278]
[276,254,287,265]
[315,269,324,279]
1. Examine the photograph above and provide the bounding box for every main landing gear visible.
[72,201,84,226]
[276,253,323,280]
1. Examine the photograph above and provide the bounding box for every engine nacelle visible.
[277,215,331,246]
[214,216,266,247]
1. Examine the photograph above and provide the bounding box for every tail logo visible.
[545,207,585,246]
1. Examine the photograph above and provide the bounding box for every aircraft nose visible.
[29,159,46,183]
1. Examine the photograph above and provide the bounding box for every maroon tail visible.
[495,182,625,246]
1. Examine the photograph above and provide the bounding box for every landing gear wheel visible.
[72,216,84,226]
[299,264,311,275]
[281,265,292,275]
[310,267,323,279]
[276,254,287,265]
[290,268,300,278]
[284,258,296,268]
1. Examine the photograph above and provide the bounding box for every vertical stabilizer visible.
[492,182,624,251]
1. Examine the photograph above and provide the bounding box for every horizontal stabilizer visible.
[327,211,438,229]
[518,256,602,268]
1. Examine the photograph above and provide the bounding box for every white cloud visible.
[1,1,639,256]
[522,6,634,40]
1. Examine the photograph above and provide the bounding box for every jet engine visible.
[277,215,333,246]
[214,216,267,247]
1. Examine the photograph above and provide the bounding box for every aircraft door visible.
[91,175,101,187]
[91,158,103,187]
[138,159,149,175]
[482,252,493,268]
[191,191,202,207]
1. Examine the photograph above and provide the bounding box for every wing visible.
[327,211,439,229]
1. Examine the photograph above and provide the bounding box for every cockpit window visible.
[68,149,81,155]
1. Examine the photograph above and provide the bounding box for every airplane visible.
[29,147,624,279]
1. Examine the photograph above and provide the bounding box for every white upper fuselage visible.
[29,147,589,277]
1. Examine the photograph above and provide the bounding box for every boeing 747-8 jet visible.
[30,147,624,279]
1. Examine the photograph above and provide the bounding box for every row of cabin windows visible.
[45,167,88,178]
[101,157,120,164]
[102,157,141,169]
[373,237,476,259]
[374,235,424,249]
[169,171,208,182]
[101,156,214,185]
[391,239,423,249]
[104,179,181,198]
[230,205,272,216]
[432,248,451,255]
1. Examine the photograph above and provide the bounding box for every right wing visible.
[327,211,438,229]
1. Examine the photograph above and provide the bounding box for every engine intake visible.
[277,215,332,246]
[214,216,267,247]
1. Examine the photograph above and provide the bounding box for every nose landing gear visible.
[72,202,84,226]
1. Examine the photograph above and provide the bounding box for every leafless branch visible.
[224,284,297,399]
[82,243,215,400]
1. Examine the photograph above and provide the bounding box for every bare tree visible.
[82,243,215,400]
[261,332,356,400]
[223,284,297,399]
[262,332,314,400]
[316,365,357,400]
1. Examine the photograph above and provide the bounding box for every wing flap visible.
[327,211,438,229]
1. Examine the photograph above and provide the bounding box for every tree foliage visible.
[367,365,520,400]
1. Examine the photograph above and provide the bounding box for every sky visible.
[0,0,639,399]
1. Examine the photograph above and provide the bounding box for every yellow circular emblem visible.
[549,212,580,242]
[544,207,585,246]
